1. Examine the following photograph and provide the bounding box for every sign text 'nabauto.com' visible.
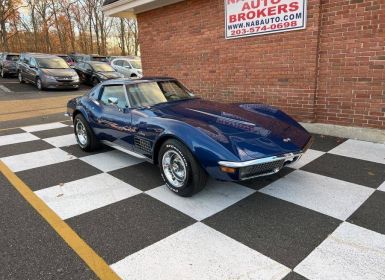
[225,0,307,39]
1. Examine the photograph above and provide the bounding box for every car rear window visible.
[59,56,72,63]
[6,55,19,61]
[93,56,108,62]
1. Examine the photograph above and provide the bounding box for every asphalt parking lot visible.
[0,76,91,129]
[1,78,385,280]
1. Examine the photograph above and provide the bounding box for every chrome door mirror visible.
[107,97,119,105]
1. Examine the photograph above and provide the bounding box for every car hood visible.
[97,71,121,79]
[43,68,76,77]
[151,99,311,160]
[5,61,17,67]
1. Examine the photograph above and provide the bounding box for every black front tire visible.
[36,78,44,90]
[73,114,99,152]
[159,139,207,197]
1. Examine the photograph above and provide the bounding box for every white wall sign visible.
[225,0,307,39]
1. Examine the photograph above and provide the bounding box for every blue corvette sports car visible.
[66,77,312,196]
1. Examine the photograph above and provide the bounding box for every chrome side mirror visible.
[107,97,119,105]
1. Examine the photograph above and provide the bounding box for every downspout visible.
[312,0,323,123]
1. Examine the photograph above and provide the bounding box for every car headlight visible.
[72,75,79,81]
[45,75,56,80]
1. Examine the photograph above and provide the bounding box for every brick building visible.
[103,0,385,132]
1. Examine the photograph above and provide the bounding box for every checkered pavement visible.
[1,122,384,280]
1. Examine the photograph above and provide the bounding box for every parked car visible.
[74,61,123,86]
[55,54,76,67]
[110,57,142,78]
[66,77,312,197]
[18,54,80,90]
[0,53,20,78]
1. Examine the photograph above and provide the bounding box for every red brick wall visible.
[137,0,385,129]
[315,0,385,128]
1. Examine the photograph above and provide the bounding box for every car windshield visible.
[36,58,69,69]
[92,63,114,72]
[126,81,195,108]
[6,55,19,61]
[130,60,142,69]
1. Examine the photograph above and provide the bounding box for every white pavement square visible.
[378,181,385,192]
[146,180,255,221]
[21,122,68,133]
[295,222,385,280]
[111,222,290,280]
[35,173,142,220]
[329,139,385,165]
[260,170,374,220]
[43,134,77,147]
[0,133,39,146]
[1,148,74,172]
[80,150,144,172]
[289,149,325,169]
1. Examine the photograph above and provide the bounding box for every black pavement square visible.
[67,194,195,264]
[109,162,164,191]
[31,126,73,139]
[301,154,385,188]
[16,159,102,191]
[60,144,113,158]
[310,134,347,152]
[239,167,294,190]
[0,174,97,280]
[203,192,340,268]
[0,127,25,136]
[283,272,309,280]
[0,140,54,158]
[347,191,385,235]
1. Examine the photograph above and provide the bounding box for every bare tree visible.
[0,0,21,51]
[3,0,140,56]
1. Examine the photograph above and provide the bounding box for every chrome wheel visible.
[75,120,88,146]
[36,79,42,90]
[162,150,187,188]
[1,68,4,78]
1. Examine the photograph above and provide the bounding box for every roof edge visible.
[102,0,184,17]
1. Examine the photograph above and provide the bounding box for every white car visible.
[110,57,143,78]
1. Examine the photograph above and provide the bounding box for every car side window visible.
[100,85,128,109]
[29,58,37,68]
[89,87,99,100]
[122,61,131,68]
[84,64,92,71]
[114,60,122,66]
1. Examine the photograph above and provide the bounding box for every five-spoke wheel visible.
[159,139,207,197]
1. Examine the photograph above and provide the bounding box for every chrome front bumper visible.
[218,136,313,180]
[218,152,302,168]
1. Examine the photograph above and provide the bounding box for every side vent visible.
[134,136,152,153]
